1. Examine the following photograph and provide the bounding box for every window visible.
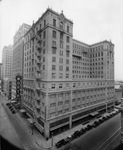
[66,74,69,78]
[58,101,63,106]
[52,30,56,38]
[52,65,56,71]
[59,73,63,78]
[65,108,69,113]
[66,51,70,57]
[66,45,69,50]
[43,41,45,47]
[60,50,63,56]
[66,83,69,87]
[51,84,55,89]
[59,84,63,88]
[52,73,56,79]
[66,59,69,64]
[43,49,45,54]
[60,22,63,29]
[66,36,70,43]
[52,57,56,62]
[66,66,69,71]
[50,103,56,108]
[52,41,56,47]
[73,83,76,87]
[52,48,56,54]
[60,33,63,40]
[65,100,69,104]
[53,19,56,27]
[59,66,63,71]
[43,57,45,62]
[67,26,69,33]
[60,41,63,48]
[59,58,63,63]
[43,31,46,38]
[44,20,46,27]
[43,65,45,70]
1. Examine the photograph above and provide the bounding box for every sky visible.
[0,0,123,80]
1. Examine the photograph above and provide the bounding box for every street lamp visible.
[31,121,35,135]
[51,132,53,147]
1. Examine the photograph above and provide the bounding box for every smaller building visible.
[2,78,12,99]
[0,63,2,80]
[115,85,122,105]
[3,78,9,97]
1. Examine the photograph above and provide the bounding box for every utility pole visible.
[51,132,53,147]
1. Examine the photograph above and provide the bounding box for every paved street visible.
[64,112,121,150]
[0,93,24,149]
[2,98,42,150]
[0,92,122,150]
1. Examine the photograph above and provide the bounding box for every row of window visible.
[53,19,70,33]
[50,96,108,109]
[52,57,69,64]
[49,98,110,117]
[52,48,70,57]
[73,66,89,70]
[51,73,69,79]
[49,82,114,89]
[52,65,70,71]
[73,50,89,58]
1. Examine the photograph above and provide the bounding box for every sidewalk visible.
[16,110,115,149]
[2,92,119,150]
[16,111,53,149]
[0,95,24,150]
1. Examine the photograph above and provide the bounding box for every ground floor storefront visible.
[25,101,115,139]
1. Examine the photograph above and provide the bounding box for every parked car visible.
[92,123,97,128]
[99,118,103,123]
[80,128,86,134]
[107,115,111,119]
[55,139,66,148]
[8,104,12,108]
[86,124,92,130]
[6,103,10,106]
[92,121,100,128]
[73,130,81,138]
[64,137,71,144]
[12,110,16,114]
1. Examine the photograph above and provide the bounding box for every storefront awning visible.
[19,109,26,114]
[90,111,99,117]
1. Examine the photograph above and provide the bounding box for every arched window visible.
[60,22,63,30]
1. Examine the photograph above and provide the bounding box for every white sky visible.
[0,0,123,80]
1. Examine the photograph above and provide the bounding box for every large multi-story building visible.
[12,23,31,101]
[23,8,115,138]
[115,84,122,104]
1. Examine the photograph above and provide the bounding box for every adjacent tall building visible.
[0,63,2,80]
[22,8,115,138]
[2,45,13,95]
[12,23,31,101]
[2,45,13,79]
